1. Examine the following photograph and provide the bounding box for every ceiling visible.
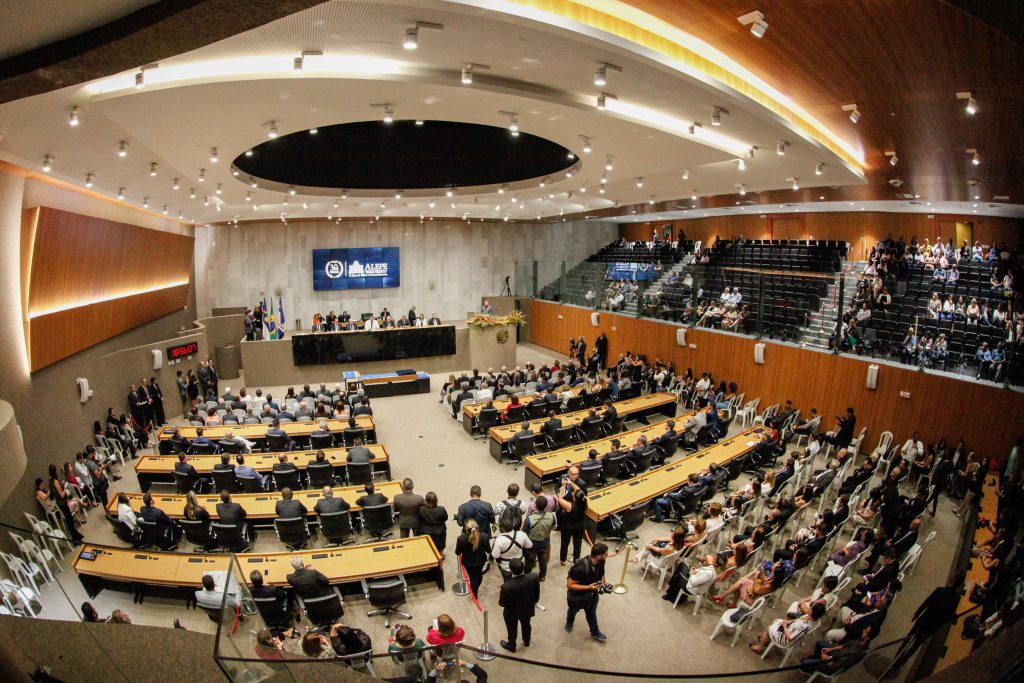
[0,0,157,61]
[0,0,1020,225]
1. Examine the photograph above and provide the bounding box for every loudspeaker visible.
[76,377,92,403]
[591,312,600,327]
[152,349,163,370]
[866,364,879,390]
[676,328,687,346]
[754,343,766,364]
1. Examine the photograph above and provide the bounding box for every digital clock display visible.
[167,341,198,360]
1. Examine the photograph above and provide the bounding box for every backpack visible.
[499,499,524,530]
[332,625,372,655]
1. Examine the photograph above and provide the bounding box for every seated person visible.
[661,554,718,604]
[652,473,703,523]
[195,572,241,610]
[620,435,653,477]
[314,485,350,514]
[275,487,308,519]
[711,559,787,608]
[749,602,826,654]
[346,438,373,463]
[174,453,210,493]
[650,420,677,464]
[355,483,389,507]
[266,419,296,450]
[286,556,332,599]
[234,454,267,490]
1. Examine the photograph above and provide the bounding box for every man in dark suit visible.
[174,453,210,493]
[595,332,608,368]
[652,472,703,522]
[207,359,220,397]
[601,400,619,435]
[191,427,217,452]
[275,487,307,519]
[452,383,474,418]
[499,559,541,652]
[392,478,424,538]
[508,421,534,455]
[355,483,388,508]
[216,490,253,540]
[286,556,332,599]
[651,420,677,464]
[139,492,181,544]
[580,408,604,430]
[128,383,147,430]
[407,305,417,325]
[275,407,296,421]
[198,361,213,398]
[620,435,652,477]
[352,398,373,417]
[540,409,563,437]
[309,419,333,445]
[456,485,496,531]
[137,379,155,428]
[271,453,299,486]
[346,438,373,464]
[856,549,900,594]
[266,419,295,450]
[314,486,350,515]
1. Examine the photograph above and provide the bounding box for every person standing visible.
[595,332,608,369]
[455,519,488,599]
[253,303,264,340]
[565,543,609,642]
[176,370,189,416]
[499,559,540,652]
[137,379,155,429]
[418,492,449,558]
[198,361,212,399]
[883,574,963,675]
[393,478,425,538]
[556,467,588,565]
[523,495,555,581]
[244,309,255,341]
[207,359,220,398]
[149,376,166,426]
[186,368,200,407]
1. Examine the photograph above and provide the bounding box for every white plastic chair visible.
[0,551,46,596]
[761,619,820,667]
[8,534,57,583]
[874,431,893,456]
[753,404,779,427]
[1,578,40,617]
[639,548,684,591]
[900,530,937,577]
[847,428,867,456]
[738,398,761,428]
[33,518,75,556]
[710,596,767,646]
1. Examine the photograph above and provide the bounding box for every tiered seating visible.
[587,240,692,264]
[709,240,847,272]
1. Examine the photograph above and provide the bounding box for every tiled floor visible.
[17,342,961,681]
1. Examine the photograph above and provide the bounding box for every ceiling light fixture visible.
[777,141,788,155]
[197,169,206,182]
[596,92,617,111]
[172,178,180,190]
[815,162,824,175]
[215,183,222,195]
[134,63,157,89]
[648,195,656,205]
[292,50,323,72]
[117,140,128,158]
[687,122,703,135]
[68,106,81,127]
[189,188,196,198]
[841,103,861,123]
[968,148,980,165]
[309,127,317,135]
[267,121,278,138]
[791,178,800,190]
[341,190,348,199]
[579,136,592,153]
[149,162,158,176]
[395,190,403,199]
[231,168,239,177]
[884,150,898,166]
[691,189,698,201]
[414,120,424,126]
[245,149,253,157]
[738,10,768,38]
[403,22,442,50]
[446,188,455,197]
[600,175,607,184]
[249,178,258,188]
[539,177,548,187]
[711,106,729,126]
[956,91,977,115]
[84,173,93,188]
[288,186,297,195]
[593,61,622,87]
[209,147,218,163]
[635,177,644,188]
[737,159,745,171]
[460,63,488,85]
[245,192,252,202]
[117,187,125,200]
[738,184,746,196]
[143,197,149,207]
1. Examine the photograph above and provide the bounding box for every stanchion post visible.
[612,544,630,594]
[452,555,469,596]
[475,609,498,661]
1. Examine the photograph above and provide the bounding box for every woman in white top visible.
[787,576,838,618]
[941,295,956,320]
[927,293,941,319]
[750,602,826,653]
[116,493,139,533]
[966,298,981,324]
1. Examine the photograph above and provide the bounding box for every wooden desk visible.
[487,392,676,461]
[344,370,431,398]
[522,411,695,489]
[156,416,375,453]
[460,386,586,433]
[107,481,404,522]
[74,536,444,601]
[584,427,767,522]
[135,445,391,491]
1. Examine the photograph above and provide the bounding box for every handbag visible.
[969,584,988,605]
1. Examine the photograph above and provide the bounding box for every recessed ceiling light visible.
[117,140,128,158]
[209,147,218,163]
[149,162,158,176]
[68,106,81,127]
[267,121,278,138]
[117,187,125,200]
[172,178,180,190]
[815,162,824,175]
[84,173,93,188]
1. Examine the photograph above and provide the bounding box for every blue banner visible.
[312,247,401,290]
[605,261,656,281]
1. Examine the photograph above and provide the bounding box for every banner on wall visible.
[605,261,657,281]
[312,247,400,290]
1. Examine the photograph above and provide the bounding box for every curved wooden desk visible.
[156,416,375,453]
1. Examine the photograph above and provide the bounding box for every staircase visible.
[621,260,691,315]
[802,261,865,347]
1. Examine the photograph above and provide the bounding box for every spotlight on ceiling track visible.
[736,159,745,171]
[172,178,180,190]
[579,136,592,154]
[967,148,980,165]
[841,103,861,123]
[292,50,323,72]
[209,147,218,163]
[604,155,613,171]
[499,110,519,136]
[711,106,729,126]
[117,187,125,200]
[149,162,158,177]
[134,63,157,89]
[682,168,690,180]
[596,92,617,111]
[117,140,128,158]
[815,162,824,176]
[460,63,489,85]
[777,141,789,155]
[884,150,898,166]
[687,122,703,135]
[266,120,278,138]
[84,173,93,188]
[403,22,443,50]
[593,62,622,87]
[956,91,977,115]
[737,10,768,38]
[68,106,81,127]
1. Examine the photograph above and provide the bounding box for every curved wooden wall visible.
[528,299,1023,463]
[21,206,193,371]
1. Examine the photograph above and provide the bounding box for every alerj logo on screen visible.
[313,247,400,290]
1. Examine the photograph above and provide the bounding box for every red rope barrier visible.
[458,554,484,613]
[231,603,240,635]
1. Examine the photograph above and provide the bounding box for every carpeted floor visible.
[23,342,962,682]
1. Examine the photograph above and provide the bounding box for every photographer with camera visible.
[565,542,610,642]
[556,466,589,565]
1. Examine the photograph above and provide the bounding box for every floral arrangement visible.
[467,309,527,329]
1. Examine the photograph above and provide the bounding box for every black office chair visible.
[192,442,216,455]
[654,435,681,464]
[509,435,536,470]
[211,469,238,493]
[361,504,395,541]
[179,518,219,551]
[504,404,525,423]
[604,414,627,435]
[319,511,356,547]
[211,522,250,552]
[632,447,655,474]
[274,516,310,550]
[299,588,345,628]
[218,440,242,455]
[601,453,624,484]
[666,485,706,524]
[346,462,374,486]
[603,502,647,551]
[475,408,500,439]
[343,427,365,446]
[306,462,335,488]
[545,426,575,450]
[526,402,548,420]
[272,469,302,492]
[579,465,603,489]
[108,515,142,547]
[564,395,585,412]
[267,434,291,452]
[362,576,411,627]
[237,475,265,493]
[172,471,195,494]
[137,518,179,551]
[253,594,294,632]
[576,420,603,443]
[310,433,334,450]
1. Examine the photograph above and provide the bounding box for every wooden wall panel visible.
[528,299,1023,463]
[22,207,194,371]
[620,212,1023,256]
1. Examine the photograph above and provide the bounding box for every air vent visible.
[895,193,914,199]
[993,195,1009,201]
